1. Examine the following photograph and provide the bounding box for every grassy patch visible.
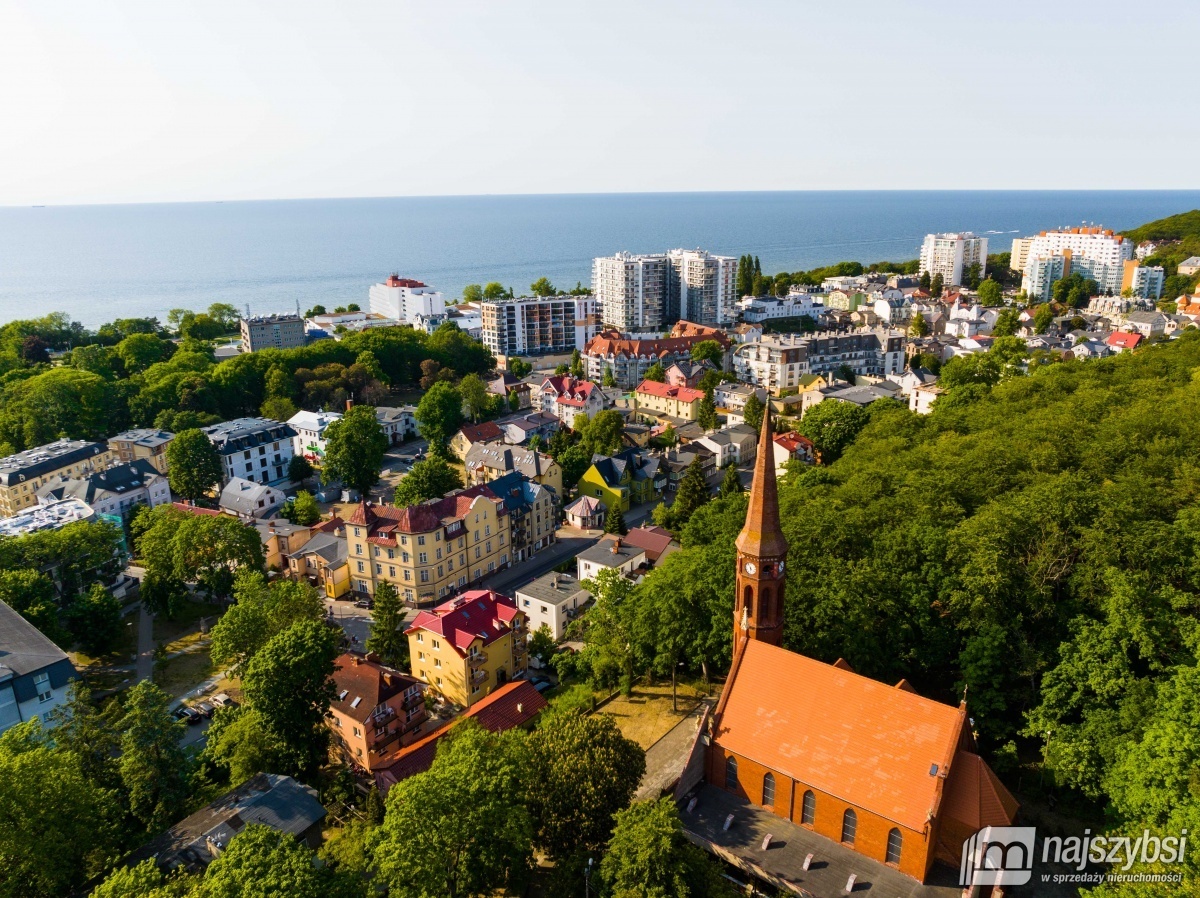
[153,647,216,698]
[70,616,138,667]
[599,681,704,749]
[153,597,222,647]
[84,668,137,692]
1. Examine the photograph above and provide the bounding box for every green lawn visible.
[153,597,222,648]
[153,647,216,698]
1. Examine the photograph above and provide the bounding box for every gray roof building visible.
[201,417,297,455]
[0,439,109,487]
[36,460,168,512]
[219,478,286,520]
[0,600,78,734]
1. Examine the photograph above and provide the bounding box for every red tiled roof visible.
[585,327,730,359]
[774,431,814,453]
[373,681,547,792]
[940,750,1019,830]
[619,525,675,563]
[458,421,504,445]
[713,640,967,831]
[1106,331,1143,349]
[404,590,522,656]
[348,493,504,542]
[385,276,427,288]
[670,320,726,340]
[171,502,222,517]
[635,380,705,403]
[331,653,423,722]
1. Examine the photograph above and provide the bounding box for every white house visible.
[576,535,646,583]
[375,406,418,445]
[35,460,170,519]
[220,478,288,521]
[288,410,343,467]
[368,276,445,323]
[0,600,78,734]
[540,376,607,428]
[515,572,591,641]
[910,384,945,415]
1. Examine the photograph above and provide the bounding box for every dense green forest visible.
[1123,208,1200,301]
[573,332,1200,894]
[0,313,493,454]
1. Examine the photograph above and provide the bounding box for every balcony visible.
[513,640,528,656]
[402,691,424,711]
[468,651,488,668]
[471,667,488,684]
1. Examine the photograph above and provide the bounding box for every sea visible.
[2,191,1198,329]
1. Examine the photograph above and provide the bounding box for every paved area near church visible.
[683,785,962,898]
[636,699,712,800]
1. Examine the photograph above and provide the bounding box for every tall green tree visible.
[457,373,491,422]
[393,456,464,507]
[119,681,190,832]
[719,463,742,497]
[0,720,123,898]
[287,454,314,487]
[241,618,340,777]
[65,583,124,655]
[210,570,324,675]
[165,428,223,502]
[526,713,644,860]
[670,456,711,529]
[47,681,123,790]
[530,277,557,297]
[690,340,723,366]
[577,409,625,456]
[741,393,764,432]
[598,799,726,898]
[930,272,945,296]
[365,581,407,668]
[643,362,666,383]
[696,391,718,431]
[977,278,1002,306]
[507,357,533,379]
[197,824,353,898]
[322,404,388,496]
[369,721,533,898]
[116,333,172,374]
[603,503,627,535]
[797,399,869,463]
[0,569,64,643]
[416,381,465,458]
[908,311,929,337]
[285,490,321,525]
[992,306,1021,337]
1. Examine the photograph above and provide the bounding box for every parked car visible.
[174,706,202,725]
[354,599,373,610]
[211,693,237,709]
[533,680,553,694]
[194,701,215,719]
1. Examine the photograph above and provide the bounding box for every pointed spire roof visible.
[735,406,788,558]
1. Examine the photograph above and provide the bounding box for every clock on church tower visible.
[733,408,789,647]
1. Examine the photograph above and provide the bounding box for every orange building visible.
[328,652,428,772]
[703,410,1017,884]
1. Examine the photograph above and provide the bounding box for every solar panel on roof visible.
[350,696,362,708]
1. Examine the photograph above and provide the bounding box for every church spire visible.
[736,405,788,560]
[733,404,788,647]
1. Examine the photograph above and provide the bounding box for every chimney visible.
[611,538,621,554]
[552,575,558,589]
[346,399,354,411]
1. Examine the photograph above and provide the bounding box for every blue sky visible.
[1,0,1196,205]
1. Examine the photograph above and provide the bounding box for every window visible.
[416,633,424,643]
[886,828,902,865]
[33,672,52,702]
[375,564,382,574]
[418,535,426,546]
[841,809,857,845]
[388,566,396,578]
[436,548,442,560]
[801,790,815,825]
[420,570,429,583]
[724,756,739,791]
[762,773,775,807]
[374,546,381,557]
[434,658,441,668]
[419,552,428,564]
[356,561,365,573]
[387,548,395,559]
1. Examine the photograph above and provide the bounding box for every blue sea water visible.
[2,191,1198,329]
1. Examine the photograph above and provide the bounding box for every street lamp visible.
[585,856,593,898]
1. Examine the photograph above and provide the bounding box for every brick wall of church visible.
[707,743,935,882]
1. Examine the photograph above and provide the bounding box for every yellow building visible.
[633,380,705,421]
[107,429,174,475]
[0,440,113,517]
[405,589,528,708]
[346,489,512,605]
[287,524,352,598]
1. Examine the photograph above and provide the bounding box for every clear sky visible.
[2,0,1196,205]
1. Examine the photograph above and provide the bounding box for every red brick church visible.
[704,409,1017,883]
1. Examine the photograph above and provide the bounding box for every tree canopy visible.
[321,404,388,496]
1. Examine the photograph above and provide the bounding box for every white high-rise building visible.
[919,233,989,287]
[592,252,668,330]
[666,248,738,325]
[1020,228,1134,301]
[368,276,445,323]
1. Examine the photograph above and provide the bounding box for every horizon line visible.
[6,187,1200,211]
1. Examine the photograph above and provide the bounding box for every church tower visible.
[733,406,788,646]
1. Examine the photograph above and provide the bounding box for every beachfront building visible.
[1020,227,1134,300]
[918,233,988,287]
[368,276,446,323]
[592,252,670,330]
[240,314,306,353]
[481,295,601,357]
[666,248,738,325]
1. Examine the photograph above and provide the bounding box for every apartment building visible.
[328,652,427,771]
[539,375,605,428]
[0,439,112,517]
[201,417,297,486]
[405,590,528,708]
[633,380,706,420]
[368,275,445,322]
[1020,227,1134,300]
[733,329,905,394]
[592,252,669,330]
[462,443,563,498]
[239,314,306,353]
[740,292,827,323]
[666,248,738,325]
[478,472,556,564]
[1122,261,1165,300]
[918,233,988,287]
[346,493,511,604]
[36,459,170,519]
[481,295,600,357]
[583,328,731,389]
[1010,236,1034,274]
[107,429,174,475]
[0,498,96,538]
